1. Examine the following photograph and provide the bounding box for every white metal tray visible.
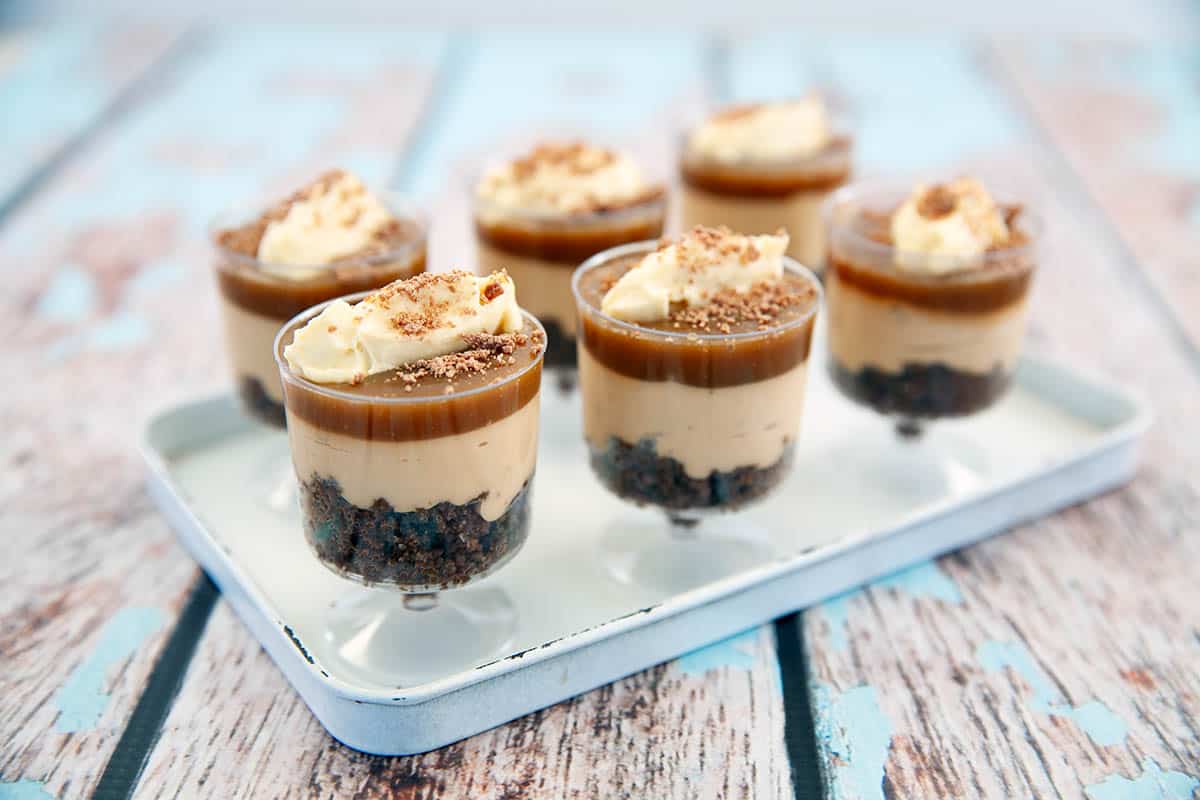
[142,350,1150,755]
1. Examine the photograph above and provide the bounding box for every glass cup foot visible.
[552,367,577,394]
[820,419,989,509]
[894,416,926,440]
[599,511,775,595]
[323,586,518,686]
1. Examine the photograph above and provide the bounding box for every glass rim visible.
[471,188,668,228]
[822,179,1043,269]
[571,239,823,343]
[678,98,855,171]
[678,130,854,173]
[209,191,429,274]
[273,292,547,406]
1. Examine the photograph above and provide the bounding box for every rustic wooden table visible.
[1,21,1198,800]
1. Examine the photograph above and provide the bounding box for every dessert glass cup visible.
[823,181,1040,498]
[573,242,821,593]
[275,295,545,685]
[678,132,852,274]
[210,199,427,513]
[474,193,666,382]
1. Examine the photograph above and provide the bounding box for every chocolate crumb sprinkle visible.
[667,279,815,333]
[382,328,544,387]
[917,184,958,219]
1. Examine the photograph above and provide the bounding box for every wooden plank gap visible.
[775,613,826,800]
[91,574,219,800]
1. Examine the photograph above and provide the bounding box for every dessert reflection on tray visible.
[160,355,1114,693]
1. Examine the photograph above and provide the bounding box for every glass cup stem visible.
[895,417,926,441]
[667,513,702,538]
[402,592,439,612]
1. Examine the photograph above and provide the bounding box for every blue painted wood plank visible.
[402,31,708,199]
[3,28,449,353]
[0,22,185,219]
[726,33,1020,173]
[7,28,447,245]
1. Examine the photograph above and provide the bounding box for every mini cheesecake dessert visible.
[276,271,545,591]
[574,226,820,516]
[213,170,427,427]
[680,97,852,272]
[825,178,1038,424]
[475,141,665,369]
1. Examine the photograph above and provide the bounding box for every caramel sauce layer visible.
[475,211,665,264]
[680,138,852,198]
[278,319,544,442]
[214,216,426,320]
[831,206,1034,314]
[829,257,1032,313]
[217,252,426,320]
[577,254,817,388]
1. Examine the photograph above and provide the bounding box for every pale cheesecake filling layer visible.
[219,298,287,403]
[579,347,808,478]
[476,240,578,336]
[287,397,540,521]
[826,275,1030,375]
[679,185,828,271]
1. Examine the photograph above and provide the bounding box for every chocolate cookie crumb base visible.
[540,316,577,370]
[590,437,793,512]
[238,376,286,429]
[300,476,532,589]
[829,360,1010,418]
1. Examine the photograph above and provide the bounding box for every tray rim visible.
[141,352,1152,707]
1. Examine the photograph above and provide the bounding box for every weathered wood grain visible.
[722,34,1200,799]
[135,605,790,800]
[0,21,187,215]
[130,30,797,800]
[992,39,1200,351]
[0,28,446,798]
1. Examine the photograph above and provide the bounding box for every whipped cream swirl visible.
[890,178,1009,272]
[476,141,658,218]
[284,270,522,385]
[601,226,788,323]
[688,98,832,163]
[257,170,397,270]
